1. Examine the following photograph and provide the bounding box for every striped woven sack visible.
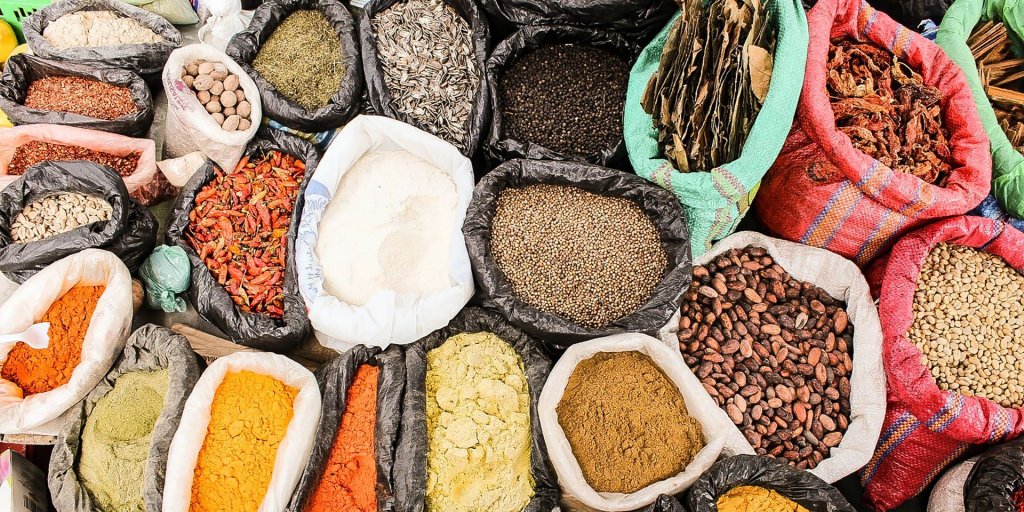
[752,0,991,268]
[860,216,1024,511]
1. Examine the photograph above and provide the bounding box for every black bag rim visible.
[687,455,855,512]
[964,438,1024,511]
[484,24,638,167]
[462,158,692,349]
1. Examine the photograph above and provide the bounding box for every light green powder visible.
[78,369,169,512]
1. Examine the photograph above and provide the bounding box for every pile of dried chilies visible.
[969,21,1024,150]
[827,38,954,185]
[642,0,775,173]
[186,151,305,318]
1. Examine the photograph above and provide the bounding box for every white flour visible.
[316,150,457,306]
[44,10,165,48]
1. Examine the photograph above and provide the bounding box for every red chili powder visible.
[1014,485,1024,511]
[306,364,379,512]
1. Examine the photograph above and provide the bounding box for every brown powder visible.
[556,351,704,493]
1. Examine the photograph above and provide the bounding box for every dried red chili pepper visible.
[185,150,305,319]
[7,140,141,177]
[827,38,954,186]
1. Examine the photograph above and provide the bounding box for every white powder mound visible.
[316,149,457,306]
[43,10,164,48]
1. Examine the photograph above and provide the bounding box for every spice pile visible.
[78,369,169,512]
[827,38,954,185]
[253,10,345,112]
[490,184,667,328]
[498,44,628,157]
[642,0,775,172]
[372,0,479,150]
[306,364,378,512]
[1015,486,1024,511]
[678,246,853,470]
[556,351,704,493]
[425,332,534,511]
[316,150,456,306]
[42,10,164,47]
[181,60,252,132]
[190,370,297,512]
[909,243,1024,408]
[717,486,809,512]
[24,77,137,120]
[186,150,305,319]
[7,141,140,177]
[11,192,113,243]
[968,21,1024,150]
[0,286,104,395]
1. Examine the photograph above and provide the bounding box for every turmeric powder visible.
[1,286,104,395]
[717,486,810,512]
[190,370,298,512]
[306,364,379,512]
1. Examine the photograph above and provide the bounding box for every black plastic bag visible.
[22,0,181,86]
[393,307,559,512]
[642,494,687,512]
[48,324,202,512]
[688,455,855,512]
[0,54,155,137]
[0,161,157,283]
[484,25,638,169]
[481,0,673,43]
[462,159,692,350]
[865,0,953,28]
[165,128,318,352]
[964,437,1024,511]
[286,345,404,512]
[358,0,490,157]
[226,0,362,133]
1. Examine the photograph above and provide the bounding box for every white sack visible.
[162,351,321,512]
[927,457,974,512]
[162,44,261,172]
[658,231,886,484]
[0,249,132,434]
[296,115,475,350]
[197,0,253,51]
[538,332,730,511]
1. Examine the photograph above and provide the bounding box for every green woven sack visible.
[937,0,1024,219]
[623,2,808,257]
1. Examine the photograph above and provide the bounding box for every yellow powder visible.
[425,332,534,512]
[717,486,810,512]
[189,370,298,512]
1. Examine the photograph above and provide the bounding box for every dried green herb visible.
[253,10,345,111]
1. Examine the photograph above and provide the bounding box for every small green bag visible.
[139,245,190,313]
[936,0,1024,219]
[623,1,808,257]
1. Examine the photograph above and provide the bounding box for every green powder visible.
[78,369,169,512]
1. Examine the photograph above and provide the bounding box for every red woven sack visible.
[860,216,1024,511]
[753,0,991,268]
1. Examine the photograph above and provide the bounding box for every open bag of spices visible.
[961,437,1024,511]
[688,455,855,512]
[624,0,808,258]
[861,215,1024,511]
[295,115,475,351]
[0,161,157,283]
[662,231,885,483]
[462,158,692,350]
[22,0,181,85]
[0,54,155,137]
[286,345,404,512]
[538,332,730,511]
[162,351,321,512]
[936,0,1024,220]
[360,0,488,157]
[485,25,636,169]
[0,249,133,435]
[0,124,158,204]
[478,0,674,44]
[392,307,559,512]
[753,0,992,268]
[165,128,317,352]
[227,0,361,133]
[48,324,201,512]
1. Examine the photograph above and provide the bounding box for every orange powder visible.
[306,364,379,512]
[0,286,104,395]
[190,370,298,512]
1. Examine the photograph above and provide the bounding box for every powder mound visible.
[717,485,809,512]
[425,332,535,512]
[43,10,164,47]
[556,351,704,493]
